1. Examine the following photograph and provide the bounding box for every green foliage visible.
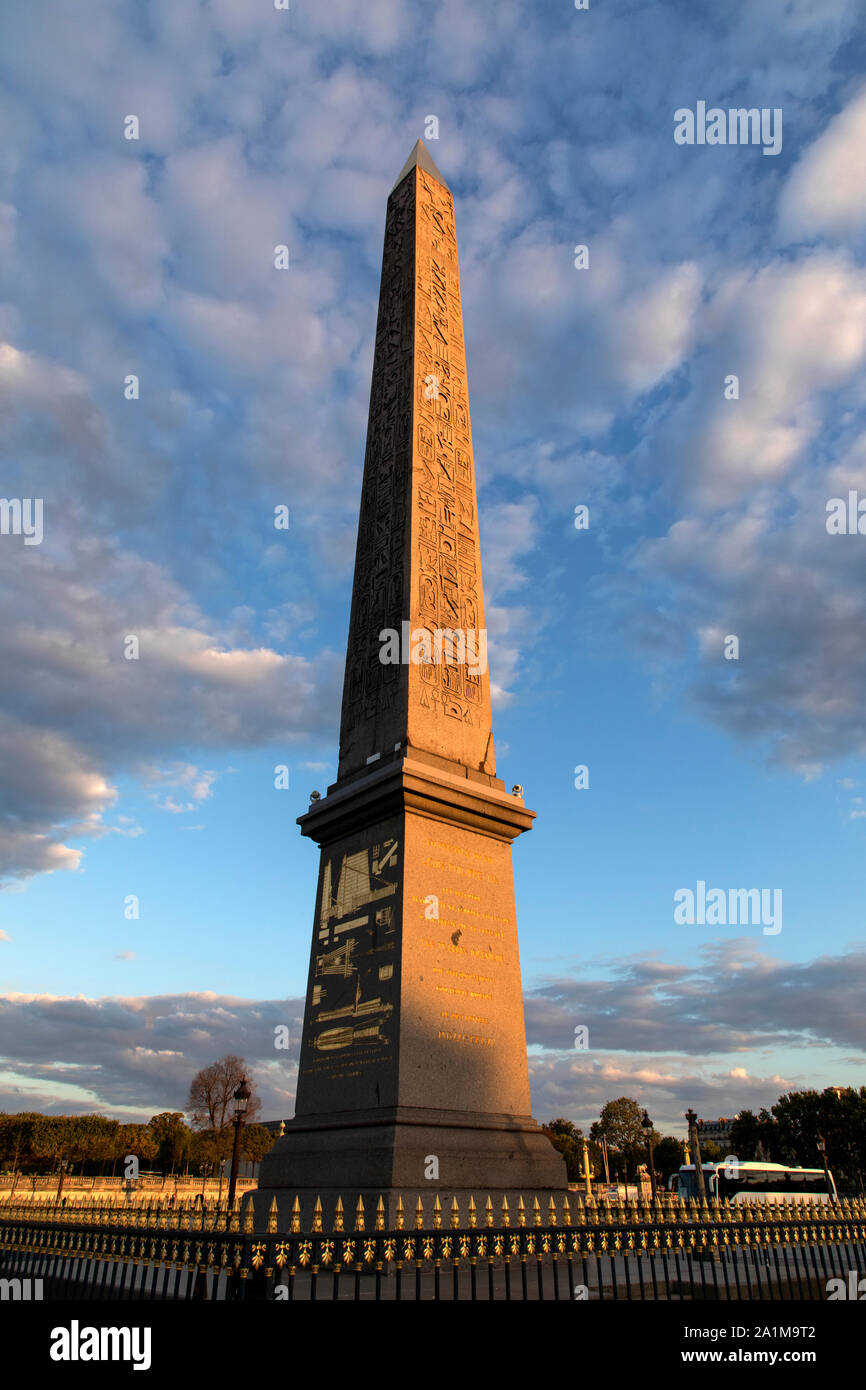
[148,1112,191,1174]
[241,1124,277,1163]
[589,1098,660,1179]
[728,1109,775,1160]
[0,1105,271,1177]
[653,1136,687,1181]
[590,1098,646,1153]
[0,1113,122,1174]
[189,1127,233,1175]
[543,1119,585,1180]
[116,1124,158,1168]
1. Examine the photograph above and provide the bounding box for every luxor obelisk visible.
[256,141,566,1225]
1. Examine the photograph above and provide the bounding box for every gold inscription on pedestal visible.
[437,1030,495,1047]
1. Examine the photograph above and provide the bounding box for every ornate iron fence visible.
[1,1192,864,1300]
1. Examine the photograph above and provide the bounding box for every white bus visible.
[669,1160,837,1205]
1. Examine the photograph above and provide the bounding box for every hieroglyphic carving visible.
[338,153,495,779]
[409,169,494,765]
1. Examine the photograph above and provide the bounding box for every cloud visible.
[778,86,866,241]
[525,940,866,1057]
[0,990,305,1121]
[2,0,865,882]
[1,938,863,1129]
[523,940,866,1128]
[0,517,341,882]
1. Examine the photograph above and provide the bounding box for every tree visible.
[543,1119,584,1181]
[653,1136,686,1182]
[771,1087,866,1187]
[115,1124,158,1174]
[65,1115,120,1172]
[186,1056,261,1131]
[0,1113,40,1172]
[241,1125,277,1164]
[148,1112,191,1174]
[189,1127,233,1177]
[729,1108,779,1162]
[590,1098,645,1153]
[589,1098,648,1179]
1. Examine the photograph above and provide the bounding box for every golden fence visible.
[1,1191,864,1300]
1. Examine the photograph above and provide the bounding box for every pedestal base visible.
[250,1105,567,1230]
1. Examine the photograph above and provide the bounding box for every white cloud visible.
[778,86,866,240]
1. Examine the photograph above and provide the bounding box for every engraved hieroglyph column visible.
[256,142,566,1224]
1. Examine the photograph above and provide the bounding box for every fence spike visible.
[395,1196,405,1231]
[354,1196,365,1232]
[432,1195,442,1230]
[375,1197,385,1232]
[501,1196,510,1228]
[548,1196,557,1227]
[532,1197,542,1227]
[485,1196,494,1228]
[267,1197,279,1235]
[242,1198,255,1233]
[468,1196,477,1229]
[415,1196,424,1230]
[450,1195,460,1229]
[313,1197,324,1233]
[563,1196,572,1228]
[333,1197,345,1233]
[517,1196,526,1228]
[290,1196,301,1235]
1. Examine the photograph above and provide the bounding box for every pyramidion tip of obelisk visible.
[391,137,450,193]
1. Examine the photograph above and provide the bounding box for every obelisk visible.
[256,141,566,1225]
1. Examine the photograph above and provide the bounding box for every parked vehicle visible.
[669,1159,837,1204]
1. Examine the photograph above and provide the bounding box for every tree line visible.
[728,1087,866,1189]
[0,1055,275,1177]
[544,1086,866,1193]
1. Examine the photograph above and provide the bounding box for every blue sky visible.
[1,0,865,1137]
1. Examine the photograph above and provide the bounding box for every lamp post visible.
[641,1109,658,1200]
[685,1108,707,1201]
[227,1076,251,1215]
[55,1156,69,1206]
[816,1134,834,1201]
[581,1136,593,1200]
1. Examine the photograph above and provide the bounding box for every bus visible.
[669,1160,837,1205]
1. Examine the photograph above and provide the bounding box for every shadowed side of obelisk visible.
[336,159,417,781]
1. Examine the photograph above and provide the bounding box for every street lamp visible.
[227,1076,252,1214]
[641,1109,658,1200]
[55,1155,69,1206]
[816,1134,834,1202]
[685,1108,707,1201]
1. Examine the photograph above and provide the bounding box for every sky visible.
[1,0,865,1140]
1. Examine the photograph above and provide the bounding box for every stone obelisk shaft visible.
[338,145,495,781]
